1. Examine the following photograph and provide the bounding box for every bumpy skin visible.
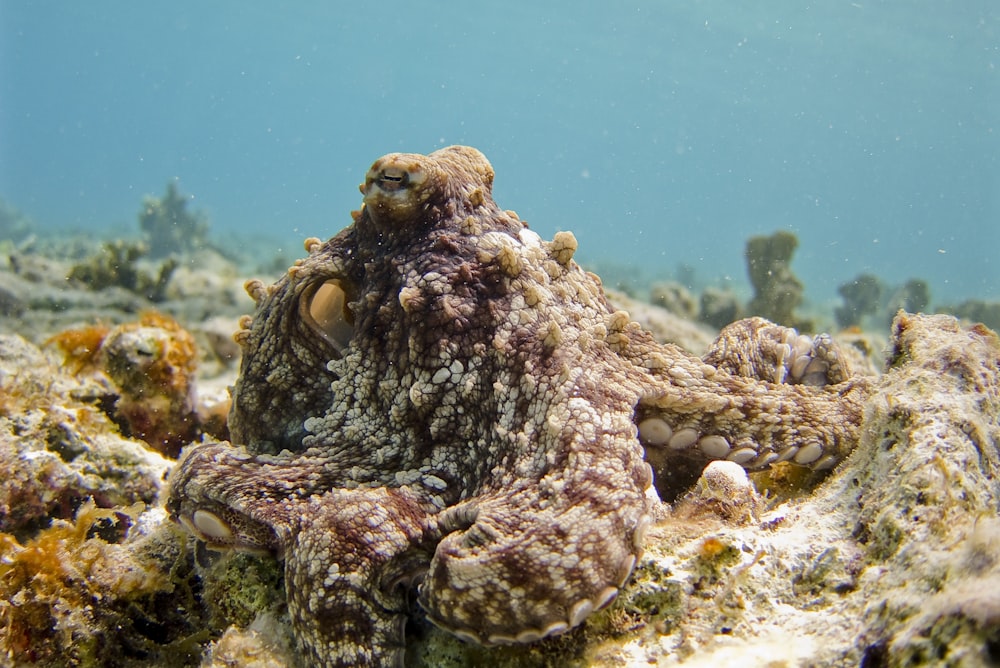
[167,146,871,667]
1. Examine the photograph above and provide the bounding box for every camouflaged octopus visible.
[167,146,871,667]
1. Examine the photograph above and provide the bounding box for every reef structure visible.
[47,312,219,458]
[0,146,995,667]
[744,230,810,330]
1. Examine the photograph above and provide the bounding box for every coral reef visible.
[1,232,255,352]
[0,150,997,667]
[834,272,883,328]
[940,298,1000,333]
[67,240,178,302]
[45,323,111,375]
[698,286,744,331]
[201,552,285,630]
[884,278,930,323]
[0,261,997,667]
[842,313,1000,662]
[0,334,170,537]
[644,282,745,335]
[0,328,241,667]
[0,498,216,667]
[139,182,210,258]
[201,619,296,668]
[745,230,812,331]
[48,312,224,457]
[836,274,932,330]
[1,503,166,665]
[99,313,203,457]
[649,281,698,320]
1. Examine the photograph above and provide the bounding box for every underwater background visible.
[3,5,1000,666]
[1,1,997,306]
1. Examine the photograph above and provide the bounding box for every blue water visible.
[1,2,997,305]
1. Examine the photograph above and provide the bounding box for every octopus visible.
[166,146,871,667]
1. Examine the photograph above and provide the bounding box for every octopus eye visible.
[300,279,355,355]
[361,156,431,228]
[376,167,409,192]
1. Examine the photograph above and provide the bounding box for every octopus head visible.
[361,152,438,233]
[359,146,496,233]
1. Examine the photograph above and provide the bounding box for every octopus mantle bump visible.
[167,146,871,667]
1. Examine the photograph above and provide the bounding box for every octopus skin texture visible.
[166,146,872,667]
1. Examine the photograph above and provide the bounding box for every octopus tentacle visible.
[169,447,439,667]
[285,488,436,668]
[703,316,854,386]
[420,380,654,643]
[421,486,649,644]
[636,373,869,471]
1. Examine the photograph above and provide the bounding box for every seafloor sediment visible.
[0,236,998,667]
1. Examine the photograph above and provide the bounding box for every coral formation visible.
[67,240,178,302]
[884,278,930,323]
[0,334,170,537]
[835,272,884,328]
[100,313,202,457]
[0,329,243,667]
[45,323,111,375]
[698,286,743,330]
[139,182,210,258]
[940,298,1000,332]
[649,281,698,320]
[201,552,285,630]
[1,220,254,350]
[48,313,216,457]
[0,502,162,665]
[745,230,812,331]
[0,500,215,667]
[836,274,933,330]
[201,619,296,668]
[675,460,764,525]
[843,313,1000,662]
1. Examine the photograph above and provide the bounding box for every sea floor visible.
[1,230,999,667]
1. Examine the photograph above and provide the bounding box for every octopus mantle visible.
[167,146,870,667]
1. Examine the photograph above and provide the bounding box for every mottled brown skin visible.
[167,146,871,667]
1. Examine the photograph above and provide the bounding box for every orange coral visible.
[135,311,199,386]
[101,312,200,457]
[45,312,204,457]
[45,324,111,375]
